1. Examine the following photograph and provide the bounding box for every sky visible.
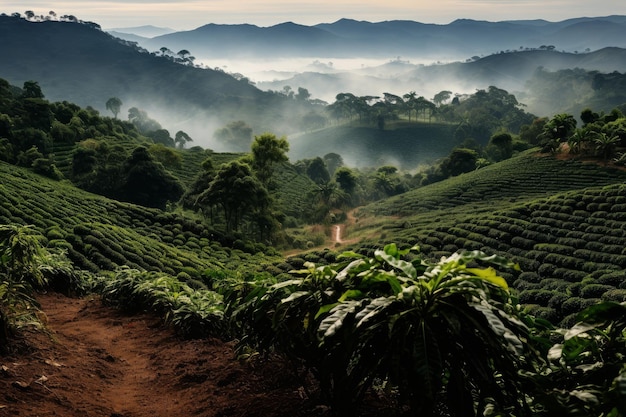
[3,0,626,30]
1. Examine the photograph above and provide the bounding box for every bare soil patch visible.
[0,293,313,417]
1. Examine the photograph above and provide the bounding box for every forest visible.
[1,12,626,416]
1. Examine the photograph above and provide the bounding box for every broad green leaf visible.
[280,290,310,304]
[339,289,363,302]
[472,301,524,356]
[465,267,509,291]
[355,296,395,328]
[570,389,599,404]
[336,251,363,260]
[576,301,626,324]
[270,279,303,290]
[564,322,597,341]
[461,250,521,271]
[315,302,339,319]
[318,301,360,339]
[376,249,417,279]
[548,343,564,362]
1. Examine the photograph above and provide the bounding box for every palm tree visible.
[594,132,620,161]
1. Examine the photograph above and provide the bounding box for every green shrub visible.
[596,271,626,286]
[601,289,626,302]
[228,245,531,416]
[580,284,615,298]
[519,289,554,306]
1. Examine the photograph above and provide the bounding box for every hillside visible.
[257,48,626,113]
[4,145,626,328]
[3,147,626,415]
[0,16,317,145]
[345,151,626,325]
[0,161,281,276]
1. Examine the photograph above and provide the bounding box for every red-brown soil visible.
[0,293,319,417]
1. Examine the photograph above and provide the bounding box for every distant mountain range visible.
[107,15,626,117]
[2,13,626,148]
[110,16,626,60]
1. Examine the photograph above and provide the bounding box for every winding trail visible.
[38,294,185,416]
[0,293,305,417]
[333,225,342,243]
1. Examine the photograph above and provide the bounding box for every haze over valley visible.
[2,11,626,166]
[4,4,626,417]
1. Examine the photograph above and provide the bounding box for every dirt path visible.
[41,294,170,416]
[0,293,306,417]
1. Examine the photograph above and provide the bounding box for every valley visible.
[1,9,626,417]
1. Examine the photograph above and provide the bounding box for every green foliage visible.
[213,120,253,151]
[196,160,270,233]
[532,302,626,416]
[250,132,289,186]
[0,225,46,346]
[231,244,533,415]
[121,146,184,209]
[101,268,225,338]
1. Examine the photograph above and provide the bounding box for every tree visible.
[213,120,253,151]
[486,132,513,162]
[120,146,184,209]
[305,157,330,184]
[441,148,479,177]
[594,132,620,161]
[251,133,289,186]
[105,97,122,119]
[148,144,182,168]
[196,160,269,232]
[296,87,311,102]
[580,107,600,125]
[21,81,44,99]
[335,166,357,195]
[433,90,452,107]
[147,129,174,147]
[128,107,161,134]
[539,113,577,153]
[174,130,193,149]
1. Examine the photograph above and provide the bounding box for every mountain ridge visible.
[134,15,626,60]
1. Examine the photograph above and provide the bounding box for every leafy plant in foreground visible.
[101,268,225,338]
[0,224,47,347]
[532,301,626,417]
[233,244,537,416]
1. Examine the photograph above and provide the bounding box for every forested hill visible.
[0,16,260,106]
[0,15,316,140]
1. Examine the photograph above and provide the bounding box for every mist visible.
[194,54,476,105]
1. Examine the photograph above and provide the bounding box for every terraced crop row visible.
[0,162,279,280]
[382,185,626,326]
[364,152,626,216]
